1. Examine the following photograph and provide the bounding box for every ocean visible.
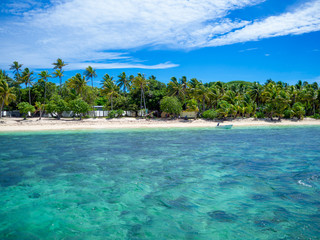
[1,126,320,239]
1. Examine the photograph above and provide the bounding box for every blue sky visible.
[0,0,319,86]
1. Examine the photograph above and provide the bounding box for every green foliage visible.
[17,102,35,119]
[107,110,117,119]
[160,96,182,115]
[45,95,68,119]
[69,98,90,119]
[284,109,294,119]
[292,102,305,120]
[255,111,265,119]
[310,113,320,119]
[186,99,199,112]
[3,65,320,121]
[107,109,124,118]
[116,109,124,117]
[202,109,218,119]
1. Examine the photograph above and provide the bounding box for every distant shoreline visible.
[1,117,320,132]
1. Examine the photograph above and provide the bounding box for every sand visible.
[1,117,320,132]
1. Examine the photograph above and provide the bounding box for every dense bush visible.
[292,102,305,120]
[69,98,90,120]
[107,109,124,118]
[255,112,265,119]
[160,96,182,116]
[310,113,320,119]
[45,95,68,119]
[185,99,199,112]
[17,102,35,120]
[284,109,294,119]
[202,109,218,119]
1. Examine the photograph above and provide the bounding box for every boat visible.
[216,124,233,129]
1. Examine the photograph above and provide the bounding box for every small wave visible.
[298,180,312,188]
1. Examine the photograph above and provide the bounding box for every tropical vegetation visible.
[1,60,320,120]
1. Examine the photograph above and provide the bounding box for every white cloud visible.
[0,0,265,69]
[0,0,320,70]
[239,47,259,52]
[206,0,320,46]
[67,62,179,71]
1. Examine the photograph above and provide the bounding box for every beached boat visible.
[216,124,233,129]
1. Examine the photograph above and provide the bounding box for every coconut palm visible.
[117,72,131,95]
[84,66,97,89]
[52,58,67,93]
[84,66,97,116]
[132,73,148,113]
[53,69,64,95]
[248,82,263,107]
[9,61,23,100]
[66,73,87,98]
[101,74,120,110]
[38,71,52,104]
[192,83,211,112]
[168,77,188,103]
[21,68,34,104]
[0,79,16,118]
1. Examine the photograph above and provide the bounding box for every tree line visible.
[1,59,320,120]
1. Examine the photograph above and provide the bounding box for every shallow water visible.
[1,126,320,239]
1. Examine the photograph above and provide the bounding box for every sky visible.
[0,0,319,86]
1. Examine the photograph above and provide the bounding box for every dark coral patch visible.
[207,210,237,222]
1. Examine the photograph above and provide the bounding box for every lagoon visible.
[1,127,320,239]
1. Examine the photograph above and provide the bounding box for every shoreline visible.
[1,117,320,132]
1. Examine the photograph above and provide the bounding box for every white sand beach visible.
[1,117,320,132]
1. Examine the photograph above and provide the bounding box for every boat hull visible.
[216,124,233,129]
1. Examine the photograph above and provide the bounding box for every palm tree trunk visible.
[28,83,31,105]
[0,99,4,119]
[39,108,42,120]
[18,88,22,102]
[91,77,96,118]
[44,80,47,102]
[143,89,146,113]
[59,76,62,95]
[140,87,143,110]
[202,96,205,112]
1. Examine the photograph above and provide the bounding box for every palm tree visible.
[191,83,210,112]
[0,79,16,118]
[84,66,97,89]
[66,73,87,98]
[9,61,23,101]
[117,72,131,95]
[53,69,64,95]
[38,71,52,103]
[21,68,34,104]
[248,82,263,107]
[132,73,148,113]
[38,71,52,119]
[101,74,119,110]
[52,58,67,94]
[168,77,185,101]
[84,66,97,116]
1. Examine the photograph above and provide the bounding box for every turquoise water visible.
[1,127,320,239]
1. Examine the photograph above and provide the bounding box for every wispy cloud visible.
[67,62,180,71]
[206,1,320,47]
[239,47,259,52]
[0,0,265,69]
[0,0,319,70]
